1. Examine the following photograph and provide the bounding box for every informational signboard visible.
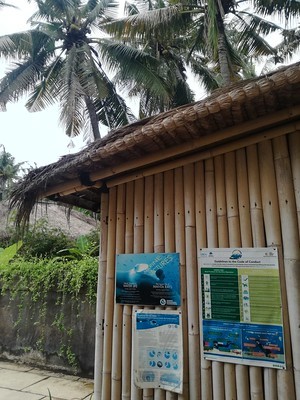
[133,309,183,393]
[200,248,286,369]
[116,253,180,306]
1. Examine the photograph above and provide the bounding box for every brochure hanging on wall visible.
[115,253,180,306]
[200,247,286,369]
[133,309,183,394]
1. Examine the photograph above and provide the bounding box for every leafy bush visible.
[13,220,74,259]
[0,255,98,304]
[0,255,98,370]
[0,241,22,266]
[56,230,100,260]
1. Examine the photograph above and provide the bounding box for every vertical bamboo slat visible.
[273,136,299,399]
[202,159,216,400]
[236,149,252,247]
[153,173,166,400]
[175,167,189,400]
[194,161,207,400]
[183,164,201,400]
[154,173,165,254]
[94,192,109,400]
[212,155,226,400]
[246,145,265,247]
[287,132,300,237]
[143,175,154,400]
[245,145,264,400]
[164,170,178,400]
[258,140,280,400]
[122,181,135,400]
[101,187,118,400]
[144,176,154,253]
[112,185,126,400]
[224,152,243,400]
[132,178,144,400]
[225,151,248,400]
[215,155,229,247]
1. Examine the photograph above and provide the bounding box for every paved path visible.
[0,360,94,400]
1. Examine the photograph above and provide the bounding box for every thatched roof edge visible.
[10,61,300,230]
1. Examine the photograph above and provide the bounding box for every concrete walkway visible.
[0,360,94,400]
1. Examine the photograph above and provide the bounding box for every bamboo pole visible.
[215,154,238,400]
[122,181,135,400]
[144,176,154,253]
[246,145,265,247]
[236,149,252,247]
[194,161,207,400]
[101,186,118,400]
[154,173,165,254]
[287,131,300,237]
[143,175,155,400]
[132,178,145,400]
[94,192,109,400]
[224,151,249,400]
[215,155,229,248]
[111,184,126,400]
[200,158,217,400]
[257,140,280,400]
[245,145,265,400]
[154,172,166,400]
[163,169,178,400]
[273,136,299,399]
[175,167,189,400]
[183,164,201,400]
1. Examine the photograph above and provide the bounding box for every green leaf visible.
[0,241,22,267]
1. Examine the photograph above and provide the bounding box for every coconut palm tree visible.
[100,0,195,118]
[0,0,136,141]
[105,0,300,89]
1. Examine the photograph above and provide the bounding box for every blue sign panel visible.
[116,253,181,306]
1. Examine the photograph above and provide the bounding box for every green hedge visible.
[0,256,98,370]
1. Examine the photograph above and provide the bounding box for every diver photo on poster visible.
[115,253,180,306]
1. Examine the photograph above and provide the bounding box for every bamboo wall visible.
[94,131,300,400]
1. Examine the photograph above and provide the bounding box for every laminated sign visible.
[115,253,180,306]
[200,247,286,369]
[133,309,183,393]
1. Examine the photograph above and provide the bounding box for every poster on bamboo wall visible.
[133,309,183,393]
[115,253,180,306]
[200,247,286,369]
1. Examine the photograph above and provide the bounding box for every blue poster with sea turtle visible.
[116,253,180,306]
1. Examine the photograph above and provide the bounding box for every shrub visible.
[0,255,98,371]
[13,220,74,259]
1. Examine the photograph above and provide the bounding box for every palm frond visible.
[59,45,86,136]
[233,14,279,56]
[101,4,183,39]
[95,91,135,129]
[0,60,42,106]
[26,56,64,112]
[252,0,300,22]
[78,43,110,99]
[0,30,55,59]
[188,55,219,93]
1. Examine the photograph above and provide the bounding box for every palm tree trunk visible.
[216,11,231,86]
[85,96,101,140]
